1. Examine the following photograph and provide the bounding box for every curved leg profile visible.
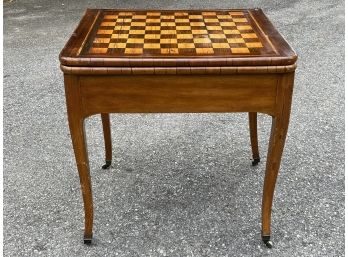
[65,75,94,244]
[101,113,112,169]
[261,115,289,248]
[261,72,294,248]
[249,112,260,166]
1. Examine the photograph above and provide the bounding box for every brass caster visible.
[262,235,273,248]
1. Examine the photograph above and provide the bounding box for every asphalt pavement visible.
[3,0,344,256]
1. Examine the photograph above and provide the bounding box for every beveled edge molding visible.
[60,64,296,75]
[59,56,297,67]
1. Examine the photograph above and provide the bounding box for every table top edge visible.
[59,8,297,67]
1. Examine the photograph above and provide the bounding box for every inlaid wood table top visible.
[60,9,297,67]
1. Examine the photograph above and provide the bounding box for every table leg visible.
[261,72,294,248]
[248,112,260,166]
[64,75,94,244]
[68,117,94,244]
[101,113,112,169]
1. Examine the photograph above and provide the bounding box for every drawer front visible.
[79,74,279,117]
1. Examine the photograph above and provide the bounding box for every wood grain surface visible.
[59,9,297,67]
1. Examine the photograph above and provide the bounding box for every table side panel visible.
[78,74,279,116]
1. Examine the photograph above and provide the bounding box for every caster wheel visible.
[102,160,112,169]
[264,240,273,248]
[252,158,260,166]
[262,235,273,248]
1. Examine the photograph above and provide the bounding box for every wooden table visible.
[59,8,297,248]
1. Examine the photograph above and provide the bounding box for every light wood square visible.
[204,18,219,22]
[116,18,132,23]
[145,34,161,39]
[193,37,211,43]
[246,42,263,48]
[227,38,245,44]
[220,21,236,26]
[223,29,241,34]
[236,25,252,31]
[178,43,195,48]
[217,15,232,19]
[161,30,177,34]
[175,19,190,23]
[161,15,175,19]
[177,34,193,39]
[209,34,226,39]
[161,48,179,54]
[127,38,144,43]
[131,22,146,26]
[111,34,128,39]
[190,22,205,26]
[231,47,250,53]
[114,26,131,30]
[161,22,176,26]
[143,43,161,49]
[147,12,161,16]
[196,48,214,54]
[125,48,143,54]
[160,38,177,44]
[145,26,161,31]
[176,26,191,30]
[133,15,147,19]
[118,12,133,16]
[241,33,258,39]
[146,18,161,23]
[212,43,230,48]
[207,26,223,31]
[97,29,113,35]
[129,30,146,34]
[192,30,208,34]
[109,42,127,48]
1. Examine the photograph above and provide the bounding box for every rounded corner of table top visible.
[59,8,297,68]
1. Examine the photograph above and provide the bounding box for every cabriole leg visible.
[68,117,94,245]
[261,72,294,248]
[261,115,289,248]
[65,75,94,244]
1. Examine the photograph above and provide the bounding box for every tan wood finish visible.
[60,8,297,248]
[64,75,93,241]
[79,74,278,117]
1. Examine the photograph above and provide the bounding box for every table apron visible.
[74,74,282,117]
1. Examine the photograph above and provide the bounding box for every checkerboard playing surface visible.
[85,10,268,56]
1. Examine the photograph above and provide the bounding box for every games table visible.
[59,8,297,248]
